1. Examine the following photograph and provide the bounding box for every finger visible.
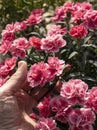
[0,61,27,95]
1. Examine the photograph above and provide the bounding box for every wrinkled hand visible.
[0,61,36,130]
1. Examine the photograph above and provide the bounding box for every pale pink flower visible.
[48,25,67,36]
[83,10,97,29]
[5,23,15,32]
[35,118,60,130]
[48,57,65,77]
[69,25,88,38]
[27,62,50,87]
[37,97,51,117]
[86,87,97,113]
[68,108,95,130]
[11,37,30,58]
[41,34,66,53]
[0,57,17,76]
[26,9,44,26]
[13,21,27,32]
[60,79,88,105]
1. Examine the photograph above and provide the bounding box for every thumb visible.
[0,61,27,95]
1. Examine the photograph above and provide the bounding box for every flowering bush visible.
[0,1,97,130]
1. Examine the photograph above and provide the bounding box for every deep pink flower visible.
[29,36,42,51]
[83,10,97,29]
[60,79,88,105]
[1,30,16,41]
[27,62,50,87]
[48,25,67,36]
[41,34,66,52]
[0,40,11,54]
[48,57,65,77]
[86,87,97,113]
[69,25,88,38]
[37,97,51,117]
[26,9,44,26]
[0,57,17,76]
[35,118,60,130]
[11,37,30,58]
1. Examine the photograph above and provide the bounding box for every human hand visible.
[0,61,36,130]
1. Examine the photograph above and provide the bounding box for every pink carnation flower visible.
[13,21,27,32]
[68,108,95,130]
[27,62,50,87]
[37,97,51,117]
[60,79,88,105]
[26,9,44,26]
[48,25,67,36]
[48,57,65,77]
[41,34,66,53]
[11,37,30,58]
[83,10,97,29]
[0,40,11,54]
[69,25,88,38]
[86,87,97,113]
[0,57,17,76]
[29,36,42,51]
[35,118,60,130]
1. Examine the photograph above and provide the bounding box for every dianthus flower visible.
[41,34,66,52]
[69,25,88,38]
[47,57,65,78]
[50,96,71,123]
[26,9,44,26]
[86,87,97,114]
[11,37,30,58]
[60,79,88,105]
[29,36,42,51]
[35,118,60,130]
[47,25,67,36]
[37,97,51,117]
[68,108,95,130]
[0,57,17,76]
[27,62,50,87]
[83,10,97,29]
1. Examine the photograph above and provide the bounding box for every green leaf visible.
[68,51,78,59]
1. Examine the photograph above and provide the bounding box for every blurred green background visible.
[0,0,97,32]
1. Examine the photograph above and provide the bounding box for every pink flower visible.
[83,10,97,29]
[1,30,16,41]
[60,79,88,105]
[48,57,65,77]
[13,21,27,32]
[48,25,67,36]
[35,118,60,130]
[69,25,88,38]
[11,37,30,58]
[26,9,44,26]
[68,108,95,130]
[50,96,71,123]
[41,34,66,52]
[37,97,51,117]
[27,62,50,87]
[0,40,11,54]
[86,87,97,113]
[0,57,17,76]
[52,6,66,22]
[29,36,42,51]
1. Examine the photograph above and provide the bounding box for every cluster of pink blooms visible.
[36,79,97,130]
[27,57,65,87]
